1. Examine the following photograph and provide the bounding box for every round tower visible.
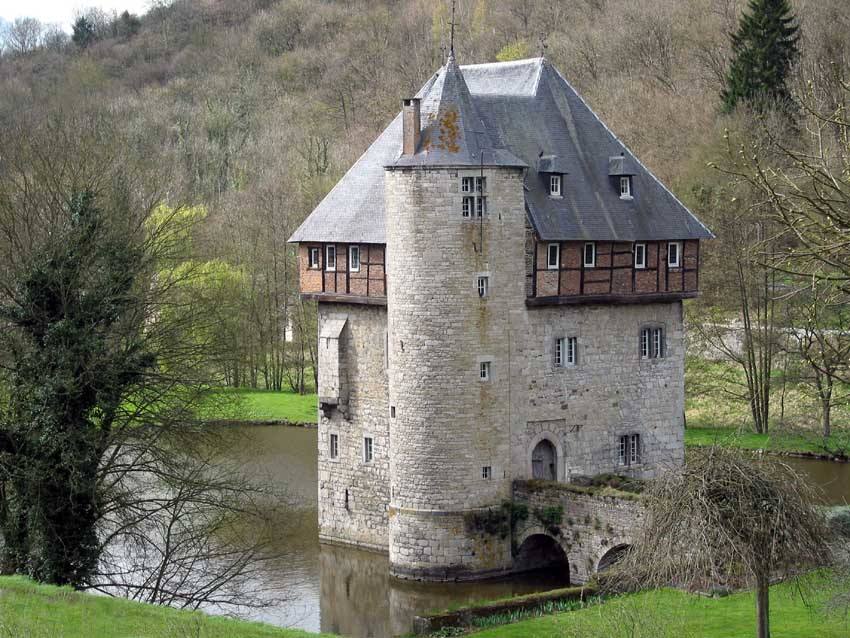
[385,55,528,580]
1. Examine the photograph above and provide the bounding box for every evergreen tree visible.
[71,16,96,49]
[721,0,800,113]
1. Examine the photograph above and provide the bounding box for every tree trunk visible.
[822,397,832,438]
[756,572,770,638]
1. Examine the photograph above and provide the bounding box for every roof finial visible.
[449,0,457,59]
[537,32,548,59]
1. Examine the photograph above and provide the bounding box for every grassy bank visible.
[684,426,846,457]
[471,577,848,638]
[201,388,318,423]
[0,576,330,638]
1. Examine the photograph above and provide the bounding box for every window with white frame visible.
[325,245,336,271]
[308,247,320,269]
[549,174,562,197]
[349,245,360,272]
[634,243,646,269]
[583,242,596,268]
[667,241,681,268]
[482,466,492,480]
[363,436,373,463]
[620,176,632,199]
[618,433,641,465]
[547,243,560,270]
[555,336,577,367]
[480,361,491,381]
[477,275,489,298]
[329,433,339,459]
[461,176,487,218]
[640,326,665,359]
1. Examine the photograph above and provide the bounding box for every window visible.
[349,245,360,272]
[325,245,336,271]
[667,241,681,268]
[549,174,562,197]
[618,434,641,466]
[461,176,487,218]
[634,243,646,269]
[480,361,491,381]
[555,337,577,367]
[547,243,560,270]
[640,327,665,359]
[583,242,596,268]
[363,437,373,463]
[329,433,338,459]
[620,176,632,199]
[477,275,489,298]
[308,247,320,269]
[482,466,492,480]
[390,406,396,418]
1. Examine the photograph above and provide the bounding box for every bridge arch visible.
[597,543,632,573]
[513,531,570,581]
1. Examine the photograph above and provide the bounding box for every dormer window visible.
[461,176,487,218]
[549,175,562,198]
[620,176,632,199]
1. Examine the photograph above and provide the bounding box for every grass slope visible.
[472,579,848,638]
[202,389,318,423]
[684,426,842,455]
[0,576,329,638]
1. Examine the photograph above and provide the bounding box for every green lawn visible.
[472,578,848,638]
[0,576,330,638]
[201,389,318,423]
[684,426,845,456]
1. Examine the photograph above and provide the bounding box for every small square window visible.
[480,361,491,381]
[620,176,632,199]
[668,242,681,268]
[641,327,665,359]
[555,337,577,367]
[477,276,489,298]
[482,466,492,480]
[308,247,320,269]
[325,245,336,271]
[329,433,339,459]
[583,242,596,268]
[549,174,562,197]
[547,243,560,270]
[363,437,373,463]
[349,245,360,272]
[634,243,646,269]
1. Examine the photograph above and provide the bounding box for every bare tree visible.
[612,447,832,638]
[1,17,43,56]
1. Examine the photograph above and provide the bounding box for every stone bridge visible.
[511,480,643,583]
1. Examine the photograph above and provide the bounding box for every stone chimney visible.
[402,98,421,155]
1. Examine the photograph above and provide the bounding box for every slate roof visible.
[288,57,713,244]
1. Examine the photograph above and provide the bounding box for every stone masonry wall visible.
[317,303,390,551]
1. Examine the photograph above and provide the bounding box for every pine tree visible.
[721,0,800,113]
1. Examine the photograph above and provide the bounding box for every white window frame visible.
[583,242,596,268]
[325,245,336,272]
[566,336,577,366]
[618,435,628,466]
[547,243,560,270]
[630,433,641,465]
[482,466,492,480]
[634,243,646,269]
[620,176,632,199]
[480,361,491,381]
[363,436,373,463]
[477,275,489,298]
[308,247,320,269]
[461,175,487,218]
[329,433,339,459]
[555,337,564,367]
[641,326,665,359]
[653,327,664,358]
[349,245,360,272]
[640,328,651,359]
[619,433,641,466]
[549,174,562,198]
[668,241,681,268]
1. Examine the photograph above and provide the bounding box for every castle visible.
[289,55,711,582]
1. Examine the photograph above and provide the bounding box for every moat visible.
[221,425,849,637]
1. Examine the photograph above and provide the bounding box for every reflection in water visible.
[224,426,849,636]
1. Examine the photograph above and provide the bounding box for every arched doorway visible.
[531,439,557,480]
[597,544,632,573]
[514,534,570,581]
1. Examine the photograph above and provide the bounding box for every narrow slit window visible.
[349,245,360,272]
[309,247,320,269]
[583,242,596,268]
[547,243,560,270]
[549,174,562,197]
[480,361,491,381]
[329,433,338,459]
[668,241,681,268]
[634,243,646,269]
[325,245,336,271]
[477,276,489,298]
[363,437,373,463]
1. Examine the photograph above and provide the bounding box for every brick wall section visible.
[531,239,699,298]
[318,303,390,551]
[512,481,643,583]
[299,243,387,298]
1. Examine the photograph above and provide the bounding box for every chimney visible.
[402,98,421,155]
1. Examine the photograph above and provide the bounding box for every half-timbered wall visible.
[299,243,387,299]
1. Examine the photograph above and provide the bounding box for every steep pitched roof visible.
[288,57,712,244]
